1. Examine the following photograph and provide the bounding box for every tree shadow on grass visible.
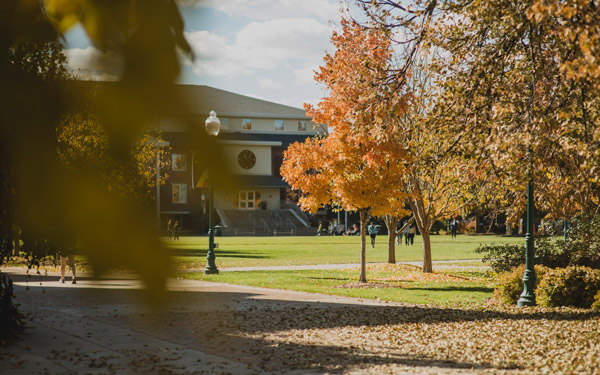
[169,249,269,259]
[407,286,495,293]
[302,276,353,282]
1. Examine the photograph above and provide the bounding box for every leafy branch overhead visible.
[356,0,600,221]
[0,0,202,299]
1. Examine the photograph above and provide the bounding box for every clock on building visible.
[238,150,256,169]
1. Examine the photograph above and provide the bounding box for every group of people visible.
[396,222,417,246]
[167,219,181,240]
[317,220,361,236]
[319,215,464,246]
[366,221,417,248]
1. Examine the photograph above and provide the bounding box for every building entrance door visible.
[238,190,255,210]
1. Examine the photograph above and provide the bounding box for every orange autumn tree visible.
[281,19,410,283]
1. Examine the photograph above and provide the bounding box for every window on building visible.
[172,184,187,204]
[233,190,261,209]
[172,154,187,171]
[220,117,229,130]
[298,120,307,131]
[242,119,252,130]
[274,119,284,131]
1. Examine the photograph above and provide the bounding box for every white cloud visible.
[294,64,319,87]
[184,30,253,76]
[185,18,331,77]
[235,18,331,68]
[258,78,283,89]
[183,0,341,22]
[64,46,122,81]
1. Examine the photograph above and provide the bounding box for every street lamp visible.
[517,151,536,306]
[204,111,220,274]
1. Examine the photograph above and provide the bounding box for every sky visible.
[63,0,352,110]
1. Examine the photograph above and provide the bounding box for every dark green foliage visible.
[563,215,600,268]
[0,272,24,346]
[477,215,600,273]
[431,220,444,235]
[475,243,525,273]
[537,266,600,308]
[0,236,13,266]
[494,264,549,305]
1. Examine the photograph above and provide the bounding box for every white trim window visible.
[172,183,188,204]
[172,154,187,171]
[242,118,252,130]
[274,119,284,131]
[298,120,307,131]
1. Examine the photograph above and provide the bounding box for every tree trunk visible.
[383,215,399,263]
[13,226,20,256]
[410,194,433,273]
[359,209,368,283]
[421,228,433,273]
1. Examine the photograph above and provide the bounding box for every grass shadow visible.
[170,249,269,259]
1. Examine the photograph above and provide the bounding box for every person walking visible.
[450,217,458,238]
[408,224,416,245]
[368,222,379,248]
[396,221,404,246]
[167,219,173,240]
[59,240,77,284]
[173,220,181,240]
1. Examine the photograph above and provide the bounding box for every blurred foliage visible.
[592,291,600,310]
[57,108,170,205]
[0,272,24,346]
[0,0,230,302]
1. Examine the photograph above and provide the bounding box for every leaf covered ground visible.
[214,305,600,374]
[3,270,600,375]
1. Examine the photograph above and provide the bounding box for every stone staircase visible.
[220,209,316,236]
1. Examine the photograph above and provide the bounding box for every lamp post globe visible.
[204,110,220,274]
[205,110,221,136]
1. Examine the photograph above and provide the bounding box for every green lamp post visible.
[517,167,536,306]
[204,111,220,275]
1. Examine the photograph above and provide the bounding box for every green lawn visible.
[180,264,495,307]
[166,234,523,269]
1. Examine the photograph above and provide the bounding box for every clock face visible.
[238,150,256,169]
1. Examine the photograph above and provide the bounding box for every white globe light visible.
[205,110,221,136]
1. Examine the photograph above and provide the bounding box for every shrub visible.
[0,272,24,345]
[535,234,571,268]
[494,264,549,305]
[477,215,600,274]
[591,291,600,310]
[537,266,600,308]
[475,243,525,273]
[564,215,600,269]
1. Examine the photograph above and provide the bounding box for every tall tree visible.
[356,0,600,223]
[282,19,410,282]
[403,57,488,272]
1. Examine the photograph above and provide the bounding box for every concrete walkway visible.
[0,266,494,375]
